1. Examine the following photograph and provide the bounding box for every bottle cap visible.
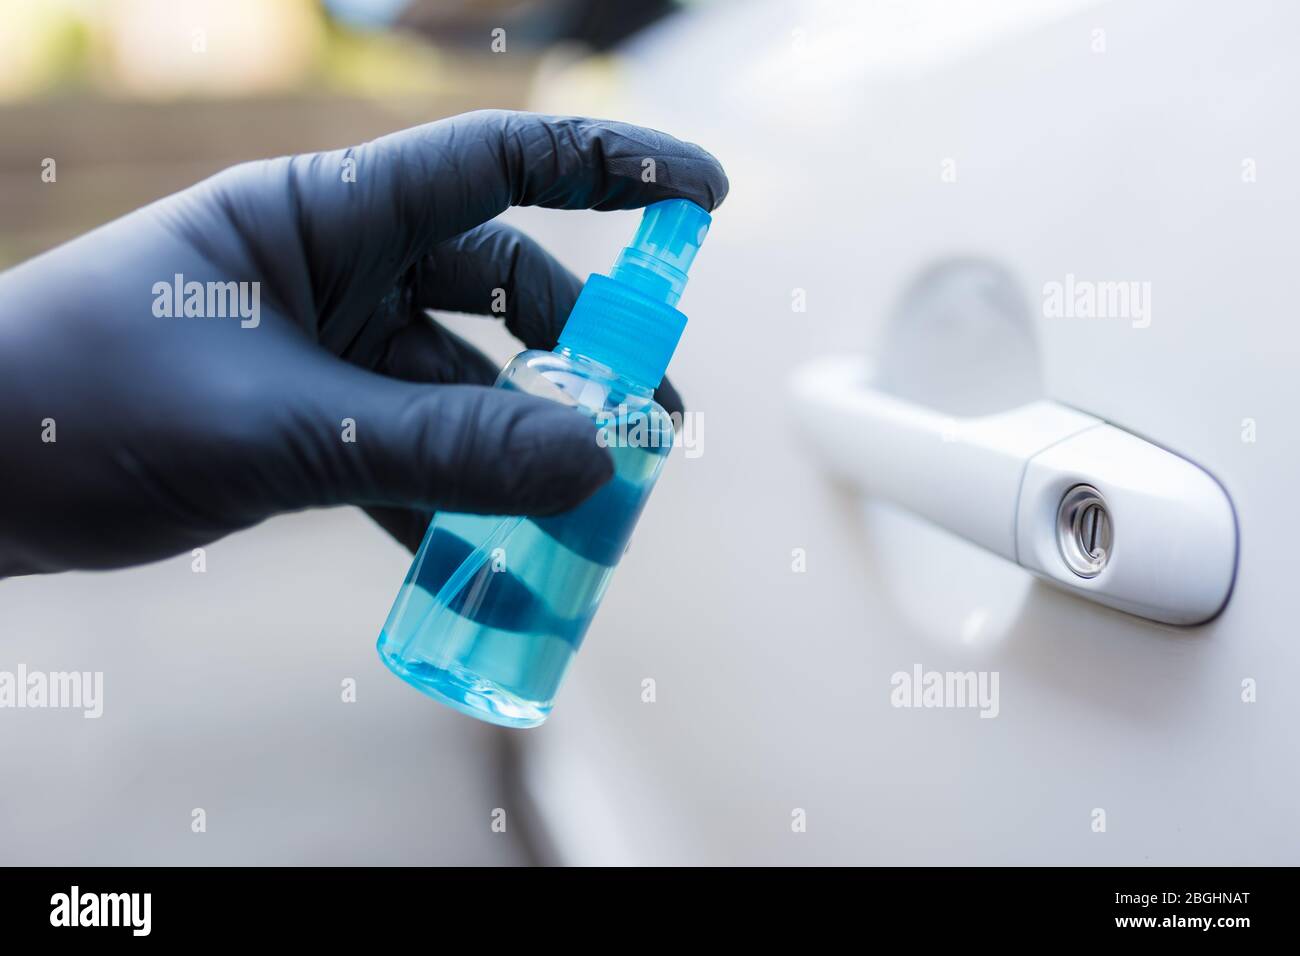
[558,199,711,389]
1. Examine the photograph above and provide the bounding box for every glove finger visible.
[364,504,432,554]
[377,315,498,387]
[266,353,613,517]
[362,317,498,552]
[283,110,727,346]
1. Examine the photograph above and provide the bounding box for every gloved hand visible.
[0,110,727,577]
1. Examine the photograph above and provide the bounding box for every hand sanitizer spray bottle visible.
[377,199,711,727]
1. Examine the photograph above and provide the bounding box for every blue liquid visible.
[377,409,670,727]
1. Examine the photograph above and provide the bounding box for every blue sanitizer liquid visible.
[377,199,712,727]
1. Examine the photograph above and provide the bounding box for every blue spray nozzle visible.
[558,198,712,390]
[610,199,711,307]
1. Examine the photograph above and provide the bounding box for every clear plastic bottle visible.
[376,199,712,727]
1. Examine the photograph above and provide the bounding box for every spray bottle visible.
[377,199,711,727]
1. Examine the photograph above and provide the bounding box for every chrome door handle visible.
[789,354,1237,626]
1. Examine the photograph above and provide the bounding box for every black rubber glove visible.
[0,110,728,576]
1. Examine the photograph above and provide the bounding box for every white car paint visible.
[505,0,1300,864]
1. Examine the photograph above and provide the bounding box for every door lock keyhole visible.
[1057,485,1112,577]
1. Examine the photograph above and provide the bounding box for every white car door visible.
[503,0,1300,864]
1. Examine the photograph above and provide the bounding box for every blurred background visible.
[3,0,1297,865]
[0,0,676,267]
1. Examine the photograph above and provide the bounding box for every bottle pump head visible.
[557,199,711,390]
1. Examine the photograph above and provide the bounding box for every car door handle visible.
[789,354,1237,626]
